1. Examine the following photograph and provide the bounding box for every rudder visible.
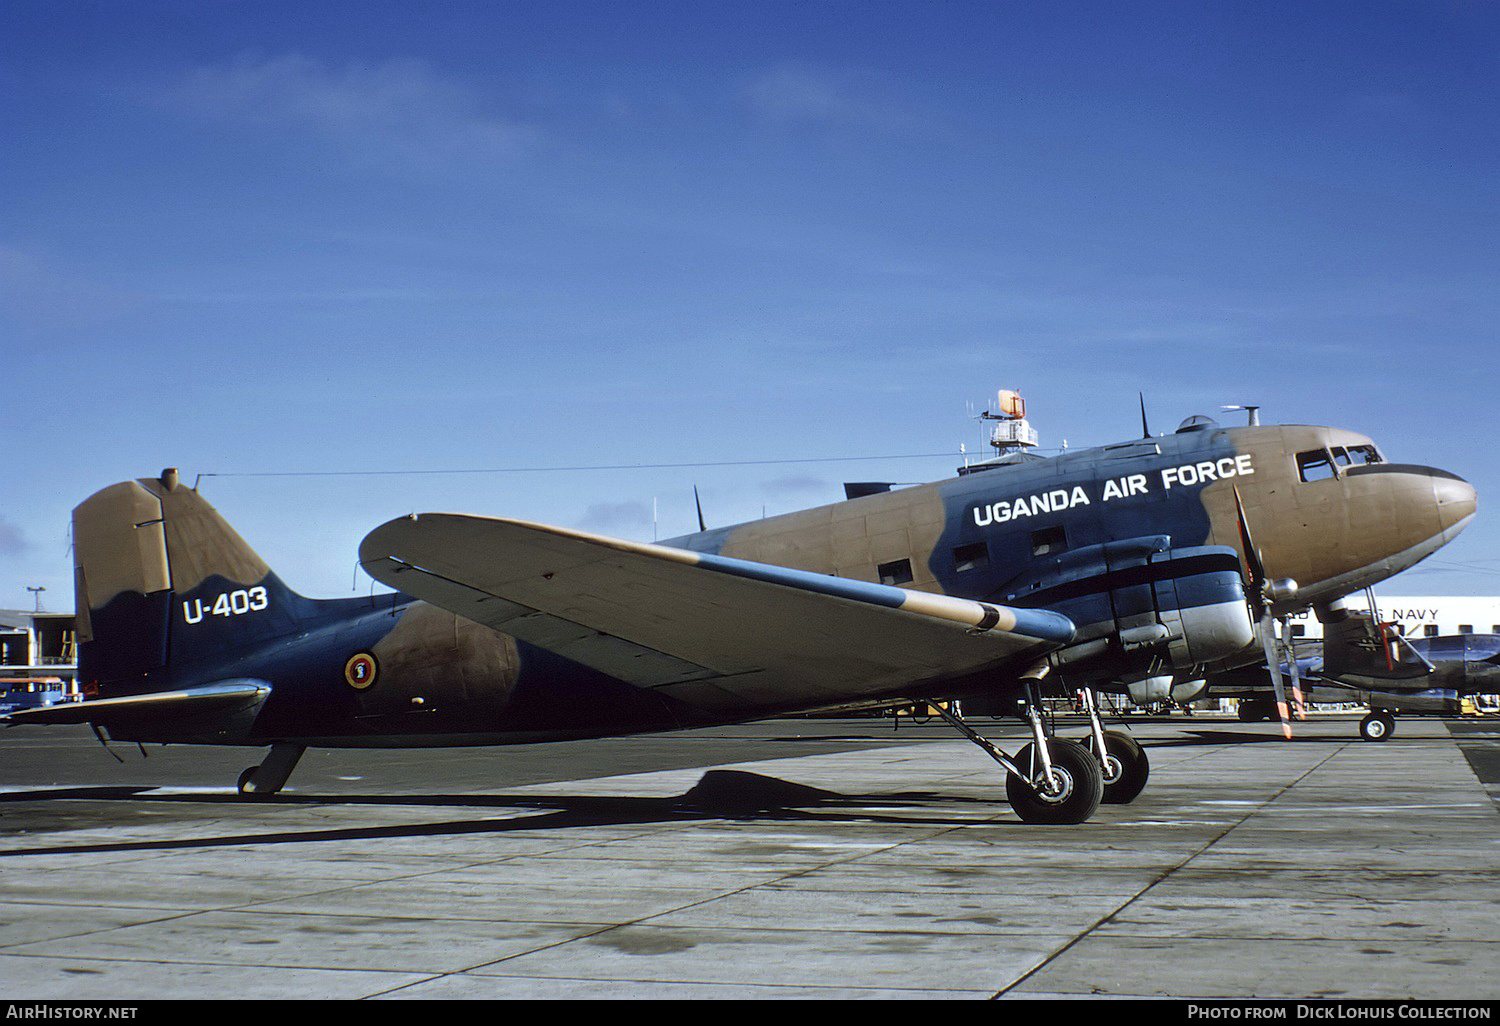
[1319,603,1431,689]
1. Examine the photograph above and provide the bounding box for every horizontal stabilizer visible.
[2,680,270,729]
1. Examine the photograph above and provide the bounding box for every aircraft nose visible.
[1344,463,1476,579]
[1431,470,1478,535]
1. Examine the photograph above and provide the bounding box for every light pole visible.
[26,586,45,613]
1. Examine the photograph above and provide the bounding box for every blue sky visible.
[2,0,1497,608]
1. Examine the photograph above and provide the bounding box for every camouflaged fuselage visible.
[66,420,1475,746]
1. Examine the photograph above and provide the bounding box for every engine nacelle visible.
[1126,675,1174,704]
[1000,536,1256,686]
[1171,678,1208,703]
[1124,676,1208,705]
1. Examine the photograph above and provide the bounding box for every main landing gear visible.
[1078,688,1150,804]
[1004,737,1103,824]
[236,743,306,798]
[934,678,1151,824]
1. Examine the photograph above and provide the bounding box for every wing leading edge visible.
[359,514,1075,715]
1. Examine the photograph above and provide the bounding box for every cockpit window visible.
[1296,450,1337,482]
[1331,444,1382,467]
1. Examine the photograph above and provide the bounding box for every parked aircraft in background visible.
[2,396,1477,823]
[1208,597,1500,740]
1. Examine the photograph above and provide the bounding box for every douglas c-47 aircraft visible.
[3,399,1477,824]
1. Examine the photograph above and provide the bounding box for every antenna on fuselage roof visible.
[1139,393,1152,438]
[1222,405,1262,426]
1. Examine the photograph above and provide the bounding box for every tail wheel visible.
[1006,739,1103,825]
[237,765,268,800]
[1084,730,1150,804]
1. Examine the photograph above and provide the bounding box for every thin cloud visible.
[741,63,918,133]
[577,501,652,534]
[0,518,25,558]
[160,53,538,169]
[0,246,141,340]
[761,475,829,498]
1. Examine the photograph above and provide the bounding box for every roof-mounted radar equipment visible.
[960,389,1043,476]
[987,389,1039,455]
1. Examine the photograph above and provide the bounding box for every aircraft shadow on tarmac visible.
[0,770,1002,858]
[1142,729,1356,747]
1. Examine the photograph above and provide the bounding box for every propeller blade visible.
[1280,614,1307,722]
[1232,485,1268,591]
[1232,488,1310,732]
[1238,489,1292,736]
[1260,613,1294,740]
[1367,588,1399,672]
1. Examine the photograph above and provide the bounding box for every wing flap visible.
[360,514,1074,710]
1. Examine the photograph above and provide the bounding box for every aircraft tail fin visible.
[1319,604,1432,688]
[73,470,313,696]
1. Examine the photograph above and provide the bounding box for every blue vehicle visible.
[0,677,79,716]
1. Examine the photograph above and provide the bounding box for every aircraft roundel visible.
[344,652,378,690]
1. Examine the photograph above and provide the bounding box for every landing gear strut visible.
[935,673,1103,825]
[1078,688,1150,804]
[236,743,306,798]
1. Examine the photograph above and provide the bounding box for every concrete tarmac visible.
[1,714,1498,1001]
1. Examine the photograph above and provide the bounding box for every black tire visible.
[1084,729,1150,804]
[1359,712,1395,742]
[237,765,274,800]
[1239,698,1276,722]
[1006,739,1104,824]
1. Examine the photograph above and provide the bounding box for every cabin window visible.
[1459,625,1474,634]
[1031,525,1066,556]
[1290,624,1306,637]
[878,558,913,586]
[1424,625,1440,637]
[1296,450,1337,482]
[952,542,989,573]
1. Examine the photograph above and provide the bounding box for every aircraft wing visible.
[359,515,1075,714]
[2,681,269,730]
